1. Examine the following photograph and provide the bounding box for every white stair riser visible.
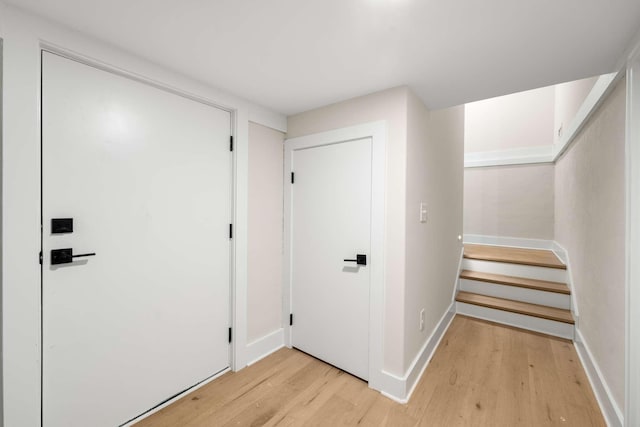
[462,259,567,282]
[456,302,574,340]
[460,279,571,310]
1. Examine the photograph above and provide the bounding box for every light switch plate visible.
[419,202,428,223]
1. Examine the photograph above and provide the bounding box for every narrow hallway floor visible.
[136,315,605,426]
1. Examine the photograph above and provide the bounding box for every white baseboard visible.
[379,303,456,403]
[451,246,464,301]
[574,329,624,427]
[246,328,285,366]
[463,234,555,250]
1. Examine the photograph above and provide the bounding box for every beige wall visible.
[287,86,409,375]
[464,85,556,240]
[554,76,599,144]
[404,91,464,369]
[465,85,555,152]
[555,78,626,411]
[464,164,555,239]
[247,122,284,342]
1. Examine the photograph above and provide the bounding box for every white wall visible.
[554,76,599,144]
[0,5,286,426]
[287,86,409,376]
[404,91,463,370]
[464,164,555,239]
[555,78,626,412]
[465,85,555,152]
[247,122,284,343]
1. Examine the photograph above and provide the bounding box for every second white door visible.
[289,137,372,380]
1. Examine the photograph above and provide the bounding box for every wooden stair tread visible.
[463,244,566,270]
[455,291,574,324]
[460,270,570,294]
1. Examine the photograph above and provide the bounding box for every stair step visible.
[460,270,570,294]
[455,291,574,324]
[463,244,566,270]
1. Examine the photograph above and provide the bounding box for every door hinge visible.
[289,313,293,326]
[229,224,233,239]
[228,327,232,343]
[291,172,295,184]
[230,135,234,152]
[39,251,43,265]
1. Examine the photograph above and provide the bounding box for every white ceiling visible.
[6,0,640,115]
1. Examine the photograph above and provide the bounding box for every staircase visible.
[455,244,574,339]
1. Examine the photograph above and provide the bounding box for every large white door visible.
[290,138,372,380]
[41,52,232,427]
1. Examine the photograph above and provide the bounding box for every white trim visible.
[120,368,230,427]
[463,234,555,250]
[625,46,640,427]
[379,304,456,403]
[282,121,387,392]
[574,329,624,427]
[245,329,285,366]
[553,73,620,161]
[451,247,464,301]
[464,145,554,168]
[552,241,579,324]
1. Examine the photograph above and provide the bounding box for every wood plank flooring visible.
[464,244,566,269]
[135,316,603,426]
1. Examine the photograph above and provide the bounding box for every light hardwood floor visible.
[135,316,604,426]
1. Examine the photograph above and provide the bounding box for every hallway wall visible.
[555,77,627,413]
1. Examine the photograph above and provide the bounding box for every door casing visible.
[283,121,386,392]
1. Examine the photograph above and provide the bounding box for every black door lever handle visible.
[51,248,96,265]
[344,254,367,266]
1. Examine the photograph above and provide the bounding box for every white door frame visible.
[38,44,238,419]
[625,46,640,427]
[283,121,386,391]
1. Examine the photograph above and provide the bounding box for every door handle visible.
[51,248,96,265]
[344,254,367,266]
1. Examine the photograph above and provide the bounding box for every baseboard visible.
[246,328,285,366]
[574,329,624,427]
[379,303,456,403]
[463,234,555,250]
[551,241,579,323]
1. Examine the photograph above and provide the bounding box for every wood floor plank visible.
[460,270,570,294]
[464,244,566,269]
[136,316,603,427]
[456,291,575,324]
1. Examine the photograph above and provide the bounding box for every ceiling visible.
[6,0,640,115]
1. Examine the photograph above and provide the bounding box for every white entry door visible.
[289,137,372,380]
[41,52,232,427]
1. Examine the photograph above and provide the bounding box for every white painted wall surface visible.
[247,122,284,343]
[287,87,408,376]
[0,5,285,425]
[464,164,555,240]
[555,78,626,412]
[403,91,464,371]
[554,76,599,144]
[464,85,555,152]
